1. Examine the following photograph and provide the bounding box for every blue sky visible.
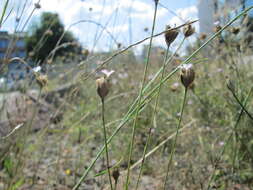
[2,0,253,53]
[1,0,199,52]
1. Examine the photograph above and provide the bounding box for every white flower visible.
[101,69,115,78]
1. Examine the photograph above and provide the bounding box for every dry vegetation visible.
[1,1,253,190]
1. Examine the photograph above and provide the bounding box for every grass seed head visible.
[183,24,195,38]
[164,25,179,48]
[180,64,195,88]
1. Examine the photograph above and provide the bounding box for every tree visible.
[25,12,80,64]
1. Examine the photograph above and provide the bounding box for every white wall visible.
[198,0,215,34]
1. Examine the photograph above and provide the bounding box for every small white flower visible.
[101,69,115,78]
[179,63,193,70]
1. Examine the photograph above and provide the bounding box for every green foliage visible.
[25,12,80,64]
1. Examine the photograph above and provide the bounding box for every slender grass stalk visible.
[72,7,253,189]
[0,0,9,28]
[227,84,253,120]
[124,2,159,189]
[206,86,253,189]
[101,99,113,190]
[163,87,188,189]
[135,37,186,189]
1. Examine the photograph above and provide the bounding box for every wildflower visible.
[180,64,195,88]
[164,25,179,48]
[101,69,115,78]
[183,24,195,38]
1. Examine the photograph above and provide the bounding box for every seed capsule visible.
[183,24,195,38]
[164,25,179,48]
[180,64,195,88]
[96,77,109,100]
[36,74,48,88]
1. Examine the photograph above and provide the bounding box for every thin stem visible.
[163,87,188,189]
[227,85,253,121]
[72,7,253,189]
[135,37,186,190]
[206,86,253,189]
[125,2,159,189]
[101,98,113,190]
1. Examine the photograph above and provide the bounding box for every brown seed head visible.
[214,25,222,33]
[231,27,240,35]
[112,169,120,183]
[34,3,41,9]
[183,24,195,38]
[82,49,89,57]
[36,74,48,88]
[180,64,195,88]
[96,77,109,100]
[164,25,179,48]
[199,33,207,40]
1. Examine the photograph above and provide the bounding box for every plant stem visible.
[101,98,113,190]
[72,7,253,189]
[206,86,253,189]
[163,87,188,189]
[124,2,159,189]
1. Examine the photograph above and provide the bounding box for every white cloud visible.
[169,6,198,26]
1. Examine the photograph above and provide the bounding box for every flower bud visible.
[164,25,179,48]
[180,64,195,88]
[96,77,109,100]
[183,24,195,38]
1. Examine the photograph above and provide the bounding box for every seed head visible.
[82,49,89,57]
[231,27,240,35]
[112,169,120,183]
[183,24,195,38]
[180,64,195,88]
[96,77,109,100]
[36,74,48,88]
[164,25,179,48]
[199,33,207,40]
[34,3,41,9]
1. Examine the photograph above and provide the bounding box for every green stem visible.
[163,87,188,189]
[124,2,159,189]
[102,99,113,190]
[206,86,253,189]
[72,7,253,189]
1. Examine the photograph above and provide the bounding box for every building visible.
[197,0,253,34]
[0,31,29,89]
[0,31,26,62]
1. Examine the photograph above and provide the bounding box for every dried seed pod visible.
[180,64,195,88]
[96,77,109,100]
[112,169,120,183]
[164,25,179,48]
[199,33,207,40]
[183,24,195,38]
[36,74,48,88]
[214,25,222,33]
[34,3,41,9]
[231,27,240,35]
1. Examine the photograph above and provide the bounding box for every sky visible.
[0,0,203,52]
